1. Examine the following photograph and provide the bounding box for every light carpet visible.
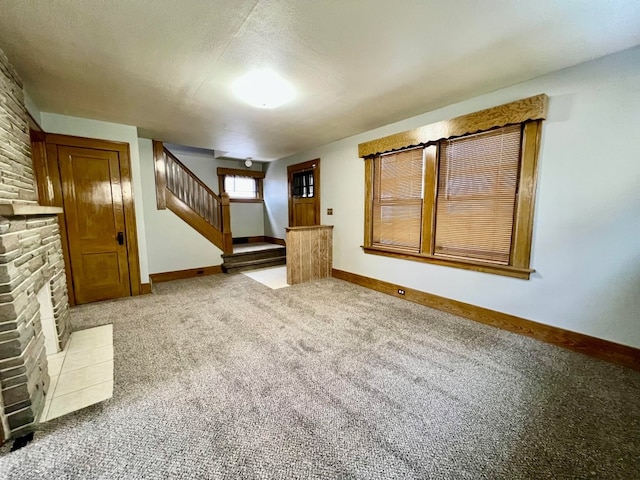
[1,274,639,479]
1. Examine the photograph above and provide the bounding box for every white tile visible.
[46,375,59,400]
[243,266,289,289]
[69,324,112,341]
[67,325,113,353]
[48,351,66,361]
[46,380,113,421]
[47,355,65,377]
[54,361,113,397]
[62,345,113,373]
[39,399,52,423]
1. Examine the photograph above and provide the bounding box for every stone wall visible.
[0,48,37,203]
[0,47,71,441]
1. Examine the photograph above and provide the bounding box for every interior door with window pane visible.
[288,159,320,227]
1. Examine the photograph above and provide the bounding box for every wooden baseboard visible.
[264,236,286,246]
[233,236,266,244]
[140,283,152,295]
[332,268,640,371]
[149,265,223,283]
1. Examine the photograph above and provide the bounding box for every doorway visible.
[35,134,142,305]
[287,159,320,227]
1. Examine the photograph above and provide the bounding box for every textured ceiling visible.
[1,1,639,160]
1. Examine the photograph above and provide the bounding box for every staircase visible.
[221,243,286,274]
[153,140,286,274]
[153,140,233,254]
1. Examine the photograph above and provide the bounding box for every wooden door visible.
[288,159,320,227]
[58,146,131,304]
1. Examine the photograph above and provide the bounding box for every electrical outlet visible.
[327,208,333,215]
[397,289,405,295]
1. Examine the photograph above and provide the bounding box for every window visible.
[292,170,314,198]
[434,125,521,264]
[360,94,547,279]
[224,175,257,199]
[217,167,265,202]
[373,148,423,250]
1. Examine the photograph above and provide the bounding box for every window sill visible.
[229,198,264,203]
[361,245,534,279]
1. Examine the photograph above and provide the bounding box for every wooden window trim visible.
[362,246,533,279]
[358,94,547,158]
[216,167,265,202]
[216,167,266,179]
[360,95,547,280]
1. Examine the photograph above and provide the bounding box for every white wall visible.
[138,139,223,273]
[40,113,150,283]
[264,46,640,349]
[23,90,41,127]
[166,145,265,238]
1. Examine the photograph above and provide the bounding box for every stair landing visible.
[222,242,286,274]
[232,242,283,254]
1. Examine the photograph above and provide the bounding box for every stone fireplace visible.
[0,48,71,442]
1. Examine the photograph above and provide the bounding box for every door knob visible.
[117,232,124,245]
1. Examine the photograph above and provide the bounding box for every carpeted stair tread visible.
[222,256,286,273]
[222,246,286,261]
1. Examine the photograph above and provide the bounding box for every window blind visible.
[372,148,424,250]
[434,125,522,264]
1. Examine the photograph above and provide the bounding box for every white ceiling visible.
[1,1,639,161]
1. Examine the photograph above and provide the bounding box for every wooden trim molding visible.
[233,236,266,244]
[358,94,548,158]
[362,246,533,279]
[216,167,265,179]
[42,133,143,300]
[264,236,286,246]
[287,158,321,227]
[229,198,264,203]
[140,283,152,295]
[149,265,223,283]
[332,269,640,371]
[510,121,541,267]
[165,192,225,248]
[45,133,130,150]
[152,140,167,209]
[217,167,265,202]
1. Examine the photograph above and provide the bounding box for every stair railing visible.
[153,140,233,254]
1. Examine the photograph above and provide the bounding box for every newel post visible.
[152,140,167,210]
[221,192,233,254]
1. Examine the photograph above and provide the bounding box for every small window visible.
[217,167,265,202]
[224,175,258,199]
[292,171,314,198]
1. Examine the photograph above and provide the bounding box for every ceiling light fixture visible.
[232,69,295,109]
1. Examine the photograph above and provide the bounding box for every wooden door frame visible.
[32,133,142,305]
[287,158,321,227]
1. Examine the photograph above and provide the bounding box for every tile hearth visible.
[39,325,114,422]
[242,266,289,290]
